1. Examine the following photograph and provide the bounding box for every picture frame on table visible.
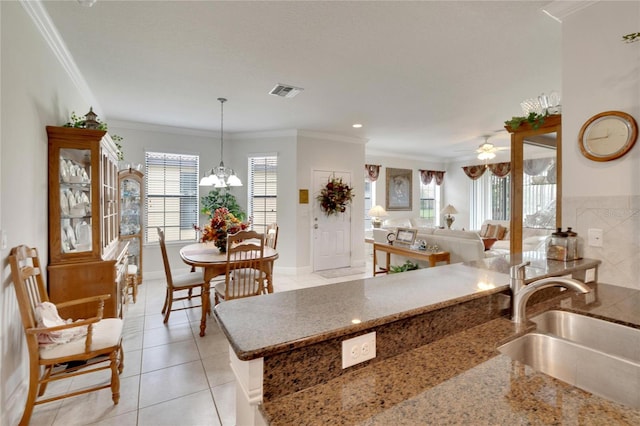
[386,167,412,211]
[395,227,417,246]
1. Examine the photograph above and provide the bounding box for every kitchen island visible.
[213,253,640,424]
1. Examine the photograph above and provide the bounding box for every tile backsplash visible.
[564,195,640,290]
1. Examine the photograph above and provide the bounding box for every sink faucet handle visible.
[510,261,531,279]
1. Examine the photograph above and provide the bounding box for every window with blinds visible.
[145,151,199,243]
[419,180,440,223]
[248,155,277,234]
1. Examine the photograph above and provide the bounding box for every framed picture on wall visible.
[386,167,412,211]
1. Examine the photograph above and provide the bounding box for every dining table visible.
[179,242,279,331]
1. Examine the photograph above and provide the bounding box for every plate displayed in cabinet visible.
[60,190,70,216]
[60,157,70,183]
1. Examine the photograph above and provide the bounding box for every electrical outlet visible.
[342,332,376,369]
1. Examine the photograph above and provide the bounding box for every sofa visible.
[372,217,550,270]
[372,224,486,270]
[478,219,550,255]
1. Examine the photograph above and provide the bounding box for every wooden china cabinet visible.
[47,126,129,320]
[119,167,144,285]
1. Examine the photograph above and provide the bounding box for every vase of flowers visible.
[194,207,249,253]
[317,176,354,216]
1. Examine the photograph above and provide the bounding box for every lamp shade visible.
[440,204,458,215]
[368,205,388,217]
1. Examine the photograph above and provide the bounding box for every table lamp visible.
[441,204,458,229]
[368,205,388,228]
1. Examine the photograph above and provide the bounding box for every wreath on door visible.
[317,176,354,216]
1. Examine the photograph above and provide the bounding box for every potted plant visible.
[63,108,124,160]
[200,188,246,221]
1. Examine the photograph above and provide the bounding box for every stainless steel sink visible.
[531,310,640,362]
[498,311,640,409]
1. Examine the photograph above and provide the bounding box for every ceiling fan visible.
[475,135,509,160]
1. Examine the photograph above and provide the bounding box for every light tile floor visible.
[30,263,373,426]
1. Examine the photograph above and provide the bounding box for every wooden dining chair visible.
[214,230,267,305]
[265,222,279,250]
[157,227,209,323]
[9,245,124,426]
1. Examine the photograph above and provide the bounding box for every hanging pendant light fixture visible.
[199,98,242,187]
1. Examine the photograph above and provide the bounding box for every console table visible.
[372,242,450,275]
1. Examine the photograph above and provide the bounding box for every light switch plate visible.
[588,228,603,247]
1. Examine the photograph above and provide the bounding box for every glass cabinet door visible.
[119,168,144,281]
[59,147,93,255]
[120,177,141,236]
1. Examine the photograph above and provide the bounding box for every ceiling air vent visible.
[269,84,303,98]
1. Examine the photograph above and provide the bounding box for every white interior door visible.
[313,170,352,271]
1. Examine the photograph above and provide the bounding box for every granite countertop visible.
[214,262,511,360]
[262,310,640,425]
[213,251,640,424]
[261,283,640,424]
[213,253,601,361]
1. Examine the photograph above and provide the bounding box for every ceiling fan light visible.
[478,151,496,161]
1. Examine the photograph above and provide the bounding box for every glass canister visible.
[565,227,584,260]
[546,228,569,261]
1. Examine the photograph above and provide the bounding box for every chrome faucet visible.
[510,261,592,324]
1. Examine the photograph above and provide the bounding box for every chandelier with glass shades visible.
[199,98,242,187]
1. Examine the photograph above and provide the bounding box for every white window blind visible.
[248,155,277,234]
[364,180,375,229]
[419,180,440,225]
[145,151,199,243]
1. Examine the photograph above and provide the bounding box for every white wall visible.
[561,1,640,290]
[0,2,96,424]
[108,121,221,278]
[299,132,367,271]
[365,153,446,225]
[231,130,298,270]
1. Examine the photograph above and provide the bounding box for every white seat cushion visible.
[214,269,264,299]
[39,318,123,360]
[127,264,138,274]
[173,271,205,287]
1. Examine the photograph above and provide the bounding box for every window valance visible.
[461,165,487,180]
[419,170,445,185]
[462,162,511,180]
[365,164,381,182]
[487,162,511,178]
[523,158,553,176]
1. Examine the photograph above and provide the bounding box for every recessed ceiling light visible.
[352,123,363,128]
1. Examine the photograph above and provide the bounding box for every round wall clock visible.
[578,111,638,162]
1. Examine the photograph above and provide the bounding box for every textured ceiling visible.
[43,1,561,160]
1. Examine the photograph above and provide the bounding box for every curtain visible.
[487,162,511,178]
[462,165,487,180]
[365,164,381,182]
[523,158,553,176]
[419,170,445,185]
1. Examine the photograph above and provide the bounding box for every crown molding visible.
[231,129,299,140]
[108,119,219,138]
[541,0,599,23]
[298,130,368,145]
[21,0,102,113]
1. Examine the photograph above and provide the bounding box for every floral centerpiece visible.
[194,207,249,253]
[317,176,354,216]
